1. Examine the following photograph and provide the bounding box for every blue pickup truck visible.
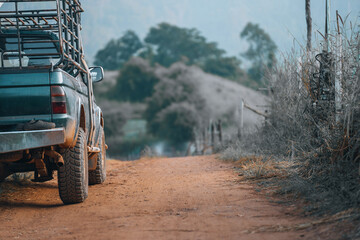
[0,0,106,204]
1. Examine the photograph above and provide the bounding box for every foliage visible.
[240,22,277,84]
[103,109,126,138]
[109,58,160,102]
[223,20,360,215]
[94,30,143,70]
[144,22,224,67]
[95,23,246,84]
[152,102,199,142]
[203,56,244,80]
[97,100,130,139]
[144,64,209,143]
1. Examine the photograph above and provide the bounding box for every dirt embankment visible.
[0,156,344,239]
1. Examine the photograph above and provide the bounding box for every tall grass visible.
[222,18,360,215]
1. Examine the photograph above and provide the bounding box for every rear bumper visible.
[0,128,65,154]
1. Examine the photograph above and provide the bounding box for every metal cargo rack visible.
[0,0,86,75]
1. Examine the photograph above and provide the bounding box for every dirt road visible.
[0,156,329,239]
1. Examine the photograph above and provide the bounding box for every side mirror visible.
[90,66,104,83]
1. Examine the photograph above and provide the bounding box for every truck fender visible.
[93,106,103,147]
[71,98,84,147]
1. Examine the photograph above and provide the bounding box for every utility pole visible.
[305,0,312,52]
[324,0,331,52]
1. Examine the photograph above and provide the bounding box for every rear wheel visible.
[58,129,88,204]
[89,127,106,185]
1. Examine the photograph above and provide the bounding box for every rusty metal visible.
[44,149,64,167]
[0,0,85,75]
[0,151,23,162]
[0,128,65,154]
[88,146,100,170]
[34,158,47,176]
[31,149,47,177]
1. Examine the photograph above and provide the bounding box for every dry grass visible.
[231,156,293,180]
[244,208,359,234]
[221,17,360,220]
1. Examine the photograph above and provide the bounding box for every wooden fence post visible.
[217,120,222,144]
[211,122,215,147]
[238,99,244,139]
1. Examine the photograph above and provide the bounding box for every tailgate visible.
[0,71,52,126]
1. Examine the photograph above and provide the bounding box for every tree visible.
[144,22,224,67]
[203,56,243,80]
[94,30,143,70]
[240,22,277,84]
[144,22,245,81]
[154,102,199,142]
[144,64,208,143]
[110,58,159,102]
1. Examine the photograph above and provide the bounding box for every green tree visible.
[144,66,208,143]
[144,22,224,67]
[94,30,143,70]
[240,22,277,84]
[203,56,243,80]
[110,58,159,102]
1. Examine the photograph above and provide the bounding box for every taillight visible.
[51,86,67,114]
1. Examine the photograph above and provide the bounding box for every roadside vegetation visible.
[220,14,360,237]
[94,22,272,159]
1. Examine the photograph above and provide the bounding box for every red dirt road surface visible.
[0,156,332,239]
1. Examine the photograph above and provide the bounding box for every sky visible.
[0,1,358,64]
[80,0,359,65]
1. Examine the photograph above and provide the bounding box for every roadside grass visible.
[224,155,292,180]
[219,18,360,237]
[244,208,359,235]
[220,149,360,238]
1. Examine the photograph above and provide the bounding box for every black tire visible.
[58,128,88,204]
[89,127,106,185]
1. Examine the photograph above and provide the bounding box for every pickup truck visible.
[0,0,106,204]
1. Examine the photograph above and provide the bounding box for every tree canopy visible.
[203,56,243,80]
[144,22,225,67]
[94,23,244,82]
[240,22,277,84]
[109,58,159,102]
[94,30,143,70]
